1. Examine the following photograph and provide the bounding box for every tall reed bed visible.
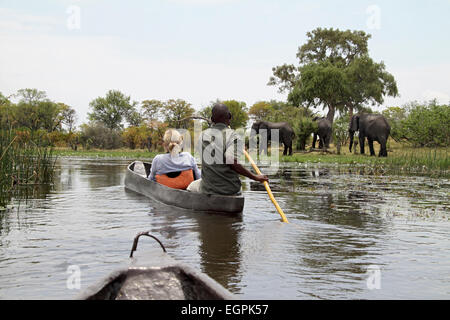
[376,148,449,177]
[0,129,56,209]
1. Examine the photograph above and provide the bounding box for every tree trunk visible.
[326,105,335,124]
[348,105,354,121]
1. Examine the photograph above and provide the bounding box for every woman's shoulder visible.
[180,151,194,158]
[152,153,169,163]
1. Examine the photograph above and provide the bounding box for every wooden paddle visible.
[243,149,289,223]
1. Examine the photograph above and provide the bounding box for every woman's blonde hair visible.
[163,129,183,157]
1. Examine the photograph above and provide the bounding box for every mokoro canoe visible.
[76,231,234,300]
[124,161,245,214]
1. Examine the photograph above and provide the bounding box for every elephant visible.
[349,113,391,157]
[312,117,332,149]
[250,121,295,156]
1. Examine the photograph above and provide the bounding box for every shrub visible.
[79,123,123,149]
[293,117,317,150]
[122,125,152,150]
[402,102,450,147]
[332,115,350,154]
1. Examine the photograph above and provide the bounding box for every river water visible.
[0,158,449,299]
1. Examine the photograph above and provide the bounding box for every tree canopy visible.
[269,27,398,123]
[88,90,138,130]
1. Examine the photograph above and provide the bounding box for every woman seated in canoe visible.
[148,129,201,190]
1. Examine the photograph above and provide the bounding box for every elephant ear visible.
[260,122,269,130]
[349,115,359,132]
[250,121,259,135]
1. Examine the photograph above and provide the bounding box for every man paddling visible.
[187,103,268,195]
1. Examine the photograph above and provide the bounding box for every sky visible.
[1,0,449,125]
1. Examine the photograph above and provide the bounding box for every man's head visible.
[211,103,232,126]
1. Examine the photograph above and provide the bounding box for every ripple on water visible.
[0,160,449,299]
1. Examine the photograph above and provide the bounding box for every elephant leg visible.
[359,136,365,154]
[312,133,317,149]
[379,138,388,157]
[288,143,293,156]
[325,135,331,148]
[283,144,288,156]
[368,138,375,156]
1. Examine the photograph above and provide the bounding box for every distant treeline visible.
[1,89,449,152]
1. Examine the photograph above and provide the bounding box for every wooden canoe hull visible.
[124,161,245,214]
[77,254,235,300]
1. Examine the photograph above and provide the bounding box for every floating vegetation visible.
[0,129,56,209]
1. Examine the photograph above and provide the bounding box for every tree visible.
[88,90,138,130]
[248,101,273,121]
[222,100,249,129]
[198,100,249,129]
[161,99,195,128]
[269,28,398,124]
[36,101,61,132]
[382,106,407,142]
[15,88,48,106]
[141,99,164,121]
[57,103,78,132]
[332,113,351,155]
[401,101,450,147]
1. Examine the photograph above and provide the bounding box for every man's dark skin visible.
[211,104,269,184]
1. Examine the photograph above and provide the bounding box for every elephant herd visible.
[250,113,391,157]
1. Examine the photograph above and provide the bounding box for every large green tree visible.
[269,28,398,124]
[88,90,138,130]
[161,99,195,128]
[248,101,273,121]
[222,100,249,129]
[141,99,164,121]
[57,103,78,132]
[199,100,249,129]
[15,88,48,106]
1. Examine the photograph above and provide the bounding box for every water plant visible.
[0,129,56,209]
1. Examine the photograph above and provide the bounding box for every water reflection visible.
[0,159,449,299]
[123,188,244,292]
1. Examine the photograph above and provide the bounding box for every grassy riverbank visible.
[54,141,449,178]
[280,140,449,177]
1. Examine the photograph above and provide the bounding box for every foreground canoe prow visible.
[76,232,235,300]
[124,161,245,214]
[77,259,235,300]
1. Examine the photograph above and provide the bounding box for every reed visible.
[0,129,56,209]
[279,147,449,177]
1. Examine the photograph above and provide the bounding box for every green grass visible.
[280,146,449,177]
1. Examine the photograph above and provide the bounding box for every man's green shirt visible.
[200,123,243,195]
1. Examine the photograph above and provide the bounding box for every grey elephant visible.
[349,113,391,157]
[250,121,295,156]
[312,117,332,149]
